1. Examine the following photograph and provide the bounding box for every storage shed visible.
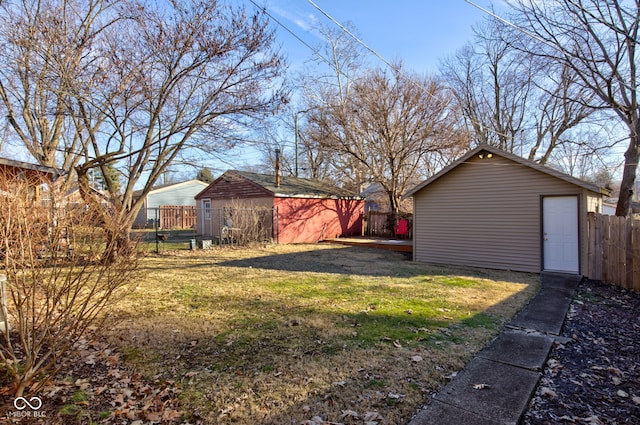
[195,170,364,244]
[404,145,610,274]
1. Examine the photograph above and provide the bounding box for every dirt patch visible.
[522,280,640,424]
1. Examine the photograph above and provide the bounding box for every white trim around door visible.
[542,196,580,274]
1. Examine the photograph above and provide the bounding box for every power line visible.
[463,0,561,51]
[246,0,337,71]
[306,0,398,74]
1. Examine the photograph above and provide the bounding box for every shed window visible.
[203,200,211,220]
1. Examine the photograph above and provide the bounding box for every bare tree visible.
[311,64,462,214]
[548,135,618,185]
[0,0,118,176]
[441,20,532,151]
[292,23,368,184]
[441,17,596,165]
[510,0,639,216]
[0,0,287,255]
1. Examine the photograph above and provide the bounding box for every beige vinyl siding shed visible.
[405,145,609,274]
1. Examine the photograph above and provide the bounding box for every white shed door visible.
[543,196,579,273]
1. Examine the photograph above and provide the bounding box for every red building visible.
[0,157,60,203]
[195,170,364,244]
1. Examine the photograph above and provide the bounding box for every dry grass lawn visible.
[106,243,539,424]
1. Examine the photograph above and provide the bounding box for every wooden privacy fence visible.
[365,211,392,237]
[158,205,197,229]
[586,212,640,291]
[364,211,413,238]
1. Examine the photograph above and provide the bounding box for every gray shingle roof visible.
[230,170,362,199]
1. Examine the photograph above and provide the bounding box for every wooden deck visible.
[323,237,413,253]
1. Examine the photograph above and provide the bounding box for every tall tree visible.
[311,64,463,214]
[0,0,117,174]
[440,17,596,164]
[510,0,639,216]
[294,23,368,184]
[0,0,286,254]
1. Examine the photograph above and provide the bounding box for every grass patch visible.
[106,243,539,424]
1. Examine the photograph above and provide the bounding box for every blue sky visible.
[255,0,499,75]
[211,0,502,171]
[2,0,503,176]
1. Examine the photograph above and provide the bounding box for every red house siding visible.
[275,197,364,243]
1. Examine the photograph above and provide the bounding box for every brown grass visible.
[105,243,539,424]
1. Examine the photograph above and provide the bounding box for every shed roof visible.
[404,145,610,198]
[0,157,61,179]
[205,170,362,200]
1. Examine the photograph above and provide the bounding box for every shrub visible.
[0,170,139,396]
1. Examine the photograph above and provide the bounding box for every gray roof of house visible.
[230,170,362,199]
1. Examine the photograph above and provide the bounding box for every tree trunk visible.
[616,131,640,216]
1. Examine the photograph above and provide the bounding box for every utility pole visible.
[294,114,299,177]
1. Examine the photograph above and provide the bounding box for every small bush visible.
[0,170,139,396]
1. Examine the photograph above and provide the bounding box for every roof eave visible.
[403,144,610,198]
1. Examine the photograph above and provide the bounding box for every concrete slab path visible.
[408,272,582,425]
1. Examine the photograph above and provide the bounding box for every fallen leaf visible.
[162,409,182,421]
[411,355,423,362]
[607,366,623,376]
[617,389,629,398]
[540,387,557,398]
[364,411,383,421]
[113,393,125,407]
[472,383,489,390]
[145,411,162,421]
[340,409,359,419]
[632,395,640,405]
[393,340,402,348]
[582,415,602,424]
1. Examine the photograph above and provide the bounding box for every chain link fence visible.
[138,206,277,252]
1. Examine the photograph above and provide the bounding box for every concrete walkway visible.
[408,272,582,425]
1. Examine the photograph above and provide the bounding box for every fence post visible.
[154,208,160,254]
[587,213,596,279]
[602,215,611,281]
[633,221,640,291]
[595,213,603,280]
[626,217,634,289]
